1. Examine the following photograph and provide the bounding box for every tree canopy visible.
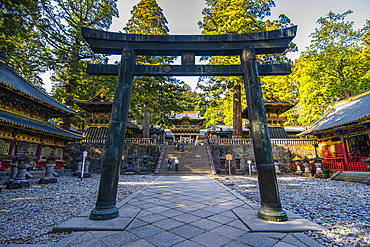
[292,10,370,125]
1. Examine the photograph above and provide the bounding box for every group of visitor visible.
[174,140,186,152]
[167,158,179,171]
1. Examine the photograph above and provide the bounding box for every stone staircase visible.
[158,144,212,175]
[330,171,370,184]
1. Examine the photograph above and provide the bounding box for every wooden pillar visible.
[241,47,287,222]
[341,136,349,163]
[90,47,136,220]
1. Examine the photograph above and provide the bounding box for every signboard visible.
[226,154,233,160]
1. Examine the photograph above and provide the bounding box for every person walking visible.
[167,158,172,170]
[174,158,179,172]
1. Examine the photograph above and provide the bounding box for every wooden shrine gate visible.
[82,26,297,222]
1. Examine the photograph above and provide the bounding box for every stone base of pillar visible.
[73,171,82,177]
[218,169,228,175]
[90,206,119,220]
[257,207,288,222]
[5,180,30,189]
[139,167,150,175]
[303,172,312,177]
[124,169,136,175]
[295,170,304,176]
[314,173,327,179]
[233,169,244,175]
[39,177,57,184]
[73,171,91,178]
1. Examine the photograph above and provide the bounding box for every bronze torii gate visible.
[81,26,297,222]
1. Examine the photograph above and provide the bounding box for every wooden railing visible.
[79,138,162,144]
[206,144,217,175]
[210,138,313,146]
[154,143,166,174]
[323,162,370,172]
[124,138,156,144]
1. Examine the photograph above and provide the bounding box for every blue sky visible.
[42,0,370,92]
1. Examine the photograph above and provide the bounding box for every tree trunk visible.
[233,84,243,138]
[143,104,150,138]
[62,80,73,130]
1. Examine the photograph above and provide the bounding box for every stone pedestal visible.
[361,156,370,171]
[82,158,91,178]
[7,154,33,189]
[314,160,327,179]
[9,160,18,180]
[219,157,227,174]
[73,160,83,177]
[302,157,312,177]
[124,155,136,175]
[250,160,257,174]
[139,155,150,175]
[295,162,303,176]
[233,157,244,175]
[39,151,58,184]
[274,159,281,174]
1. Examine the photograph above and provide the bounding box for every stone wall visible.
[65,143,163,174]
[209,144,315,174]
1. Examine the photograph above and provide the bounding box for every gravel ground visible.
[217,174,370,247]
[1,174,369,246]
[0,174,157,245]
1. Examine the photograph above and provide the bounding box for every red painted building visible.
[299,89,370,172]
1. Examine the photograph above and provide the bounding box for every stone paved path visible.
[50,176,325,247]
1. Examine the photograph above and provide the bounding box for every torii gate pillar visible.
[241,47,287,221]
[90,47,136,220]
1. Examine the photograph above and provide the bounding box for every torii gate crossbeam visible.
[82,26,297,222]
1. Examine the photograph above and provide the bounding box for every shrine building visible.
[74,88,139,143]
[242,98,294,138]
[299,89,370,164]
[0,51,83,171]
[168,111,205,142]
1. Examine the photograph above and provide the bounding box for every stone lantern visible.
[139,155,150,174]
[292,156,303,176]
[361,156,370,171]
[124,155,136,175]
[250,158,257,174]
[39,150,58,184]
[6,153,34,189]
[234,157,244,175]
[313,157,327,178]
[273,157,282,174]
[219,156,227,174]
[73,158,83,177]
[302,156,312,177]
[83,157,92,178]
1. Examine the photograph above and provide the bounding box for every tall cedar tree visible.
[0,0,52,86]
[293,10,370,125]
[198,0,297,135]
[124,0,185,136]
[33,0,119,129]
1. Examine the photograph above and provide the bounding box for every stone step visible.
[158,145,211,175]
[331,171,370,183]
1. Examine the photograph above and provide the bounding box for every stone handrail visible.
[206,144,217,175]
[154,143,166,174]
[210,138,313,146]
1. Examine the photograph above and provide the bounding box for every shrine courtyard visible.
[1,174,370,246]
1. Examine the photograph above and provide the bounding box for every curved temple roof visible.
[0,64,76,115]
[300,89,370,136]
[0,109,83,140]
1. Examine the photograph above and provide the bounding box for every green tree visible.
[124,0,185,136]
[0,0,52,86]
[35,0,119,129]
[198,0,297,132]
[292,10,370,125]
